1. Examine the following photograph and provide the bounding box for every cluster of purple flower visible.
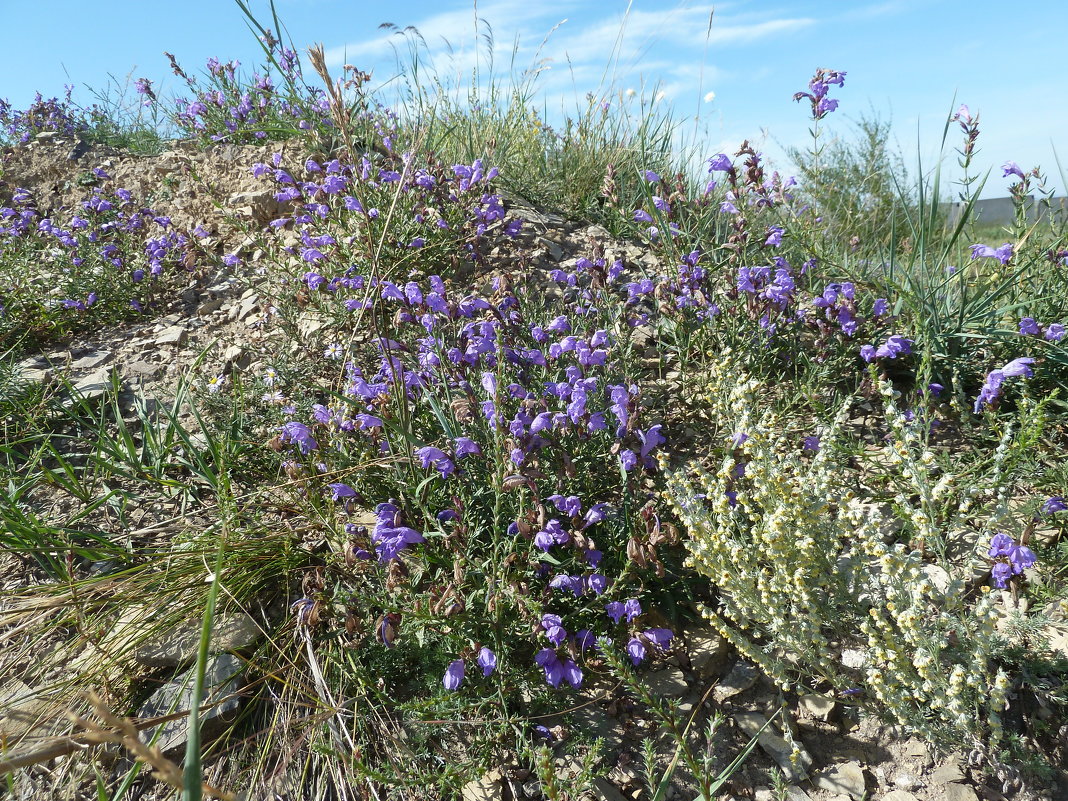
[253,150,520,272]
[974,357,1034,413]
[860,335,912,363]
[793,68,846,120]
[0,87,85,143]
[1018,317,1065,342]
[0,183,192,335]
[987,532,1036,588]
[161,38,333,143]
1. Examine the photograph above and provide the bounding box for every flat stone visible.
[70,367,114,402]
[134,613,262,668]
[461,769,504,801]
[70,350,111,370]
[901,739,928,759]
[123,360,162,381]
[155,325,188,346]
[930,761,966,784]
[571,703,621,741]
[892,771,921,790]
[882,792,921,801]
[0,679,54,741]
[136,653,244,754]
[646,667,689,698]
[589,778,627,801]
[197,296,226,316]
[713,659,759,702]
[936,785,978,801]
[227,190,278,223]
[733,712,813,783]
[15,356,51,384]
[798,692,840,722]
[814,761,866,799]
[687,628,729,678]
[1042,622,1068,658]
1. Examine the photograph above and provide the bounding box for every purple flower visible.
[875,335,912,360]
[764,226,784,247]
[633,209,653,223]
[643,170,661,183]
[873,297,889,317]
[547,494,582,517]
[1002,161,1025,180]
[536,649,565,688]
[637,425,665,461]
[550,574,583,596]
[477,647,497,677]
[329,483,357,502]
[454,437,481,459]
[988,532,1015,558]
[561,658,583,688]
[443,660,465,690]
[416,446,456,478]
[626,637,647,665]
[802,436,820,452]
[991,562,1013,589]
[643,628,673,650]
[541,614,568,645]
[587,573,608,595]
[1046,323,1065,342]
[970,242,1013,265]
[1019,317,1041,336]
[1042,496,1066,515]
[707,153,733,173]
[280,421,318,454]
[1001,357,1035,378]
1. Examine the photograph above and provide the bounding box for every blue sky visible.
[4,0,1066,198]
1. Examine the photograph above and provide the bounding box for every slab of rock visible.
[134,613,262,668]
[461,769,504,801]
[70,367,114,402]
[713,659,759,702]
[936,785,978,801]
[15,356,51,384]
[798,692,840,723]
[123,360,162,381]
[930,760,966,785]
[588,777,627,801]
[0,680,54,741]
[733,712,813,783]
[882,792,921,801]
[646,667,689,698]
[70,350,111,370]
[687,628,729,678]
[813,761,867,799]
[155,325,188,346]
[136,653,244,754]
